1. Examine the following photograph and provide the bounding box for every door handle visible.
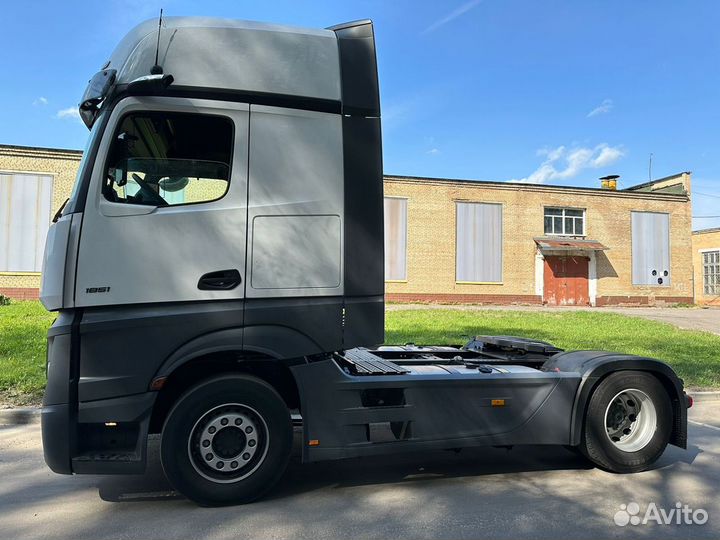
[198,269,242,291]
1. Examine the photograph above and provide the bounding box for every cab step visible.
[72,451,144,474]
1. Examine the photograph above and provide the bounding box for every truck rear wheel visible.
[581,371,672,473]
[160,374,292,506]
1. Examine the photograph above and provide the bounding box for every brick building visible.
[692,227,720,306]
[383,172,694,306]
[0,145,82,300]
[0,143,697,305]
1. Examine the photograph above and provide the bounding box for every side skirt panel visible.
[292,359,580,462]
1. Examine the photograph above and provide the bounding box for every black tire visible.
[581,371,672,473]
[160,374,292,506]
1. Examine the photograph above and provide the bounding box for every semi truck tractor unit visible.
[40,17,690,506]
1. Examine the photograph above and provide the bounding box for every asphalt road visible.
[1,403,719,540]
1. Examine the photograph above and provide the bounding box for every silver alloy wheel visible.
[188,403,270,484]
[604,388,657,453]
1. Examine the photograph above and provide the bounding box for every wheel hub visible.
[213,426,247,459]
[188,404,269,483]
[604,389,657,453]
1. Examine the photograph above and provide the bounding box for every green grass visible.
[0,302,55,405]
[386,309,720,389]
[0,302,718,406]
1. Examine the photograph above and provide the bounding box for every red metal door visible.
[543,256,589,306]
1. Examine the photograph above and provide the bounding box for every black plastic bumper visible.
[43,309,156,475]
[41,403,73,474]
[42,393,156,475]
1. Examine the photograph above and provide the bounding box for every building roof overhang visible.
[534,237,609,251]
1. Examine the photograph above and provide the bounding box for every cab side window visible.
[103,112,233,206]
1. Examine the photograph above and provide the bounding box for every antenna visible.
[151,9,164,75]
[648,152,653,182]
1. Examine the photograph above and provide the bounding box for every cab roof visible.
[107,16,342,101]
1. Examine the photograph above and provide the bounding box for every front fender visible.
[153,325,322,380]
[544,351,687,449]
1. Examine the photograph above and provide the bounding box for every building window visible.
[544,207,585,236]
[103,112,233,207]
[0,173,54,272]
[384,197,407,280]
[631,211,670,286]
[456,202,503,283]
[703,250,720,295]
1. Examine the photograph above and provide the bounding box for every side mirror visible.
[79,69,117,129]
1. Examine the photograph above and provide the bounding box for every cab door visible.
[75,97,249,307]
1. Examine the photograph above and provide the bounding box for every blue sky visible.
[2,0,718,229]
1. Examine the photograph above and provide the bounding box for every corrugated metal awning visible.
[534,237,609,251]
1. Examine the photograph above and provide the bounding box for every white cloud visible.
[537,145,566,161]
[514,143,625,184]
[56,107,81,121]
[592,145,624,167]
[422,0,482,34]
[33,97,48,106]
[427,148,440,155]
[587,98,613,118]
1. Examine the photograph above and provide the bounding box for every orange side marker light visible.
[149,377,167,391]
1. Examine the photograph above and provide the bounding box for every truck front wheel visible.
[160,374,292,506]
[581,370,673,473]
